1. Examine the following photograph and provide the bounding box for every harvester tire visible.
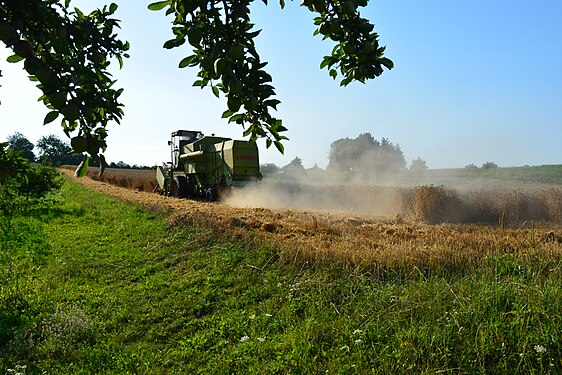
[172,176,188,198]
[205,187,218,202]
[185,176,197,198]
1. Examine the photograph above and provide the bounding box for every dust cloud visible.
[222,171,562,225]
[222,179,406,218]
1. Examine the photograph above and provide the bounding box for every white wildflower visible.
[354,339,363,345]
[534,345,547,353]
[257,337,266,342]
[249,314,256,320]
[353,329,363,334]
[240,335,250,343]
[265,313,273,317]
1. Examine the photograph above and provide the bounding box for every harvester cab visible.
[156,129,261,201]
[169,130,203,169]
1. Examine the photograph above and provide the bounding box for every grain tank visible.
[156,130,261,201]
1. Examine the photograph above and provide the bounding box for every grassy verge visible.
[1,179,561,374]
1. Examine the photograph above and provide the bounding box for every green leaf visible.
[274,140,284,154]
[212,86,220,98]
[329,69,337,79]
[116,55,123,69]
[178,55,196,68]
[148,1,170,11]
[7,55,24,63]
[320,57,331,69]
[222,110,233,118]
[242,126,253,137]
[264,99,281,110]
[109,3,118,13]
[279,0,285,8]
[43,111,59,125]
[74,156,89,178]
[266,138,272,148]
[163,37,185,49]
[99,155,107,176]
[380,57,394,70]
[340,76,353,86]
[228,114,244,123]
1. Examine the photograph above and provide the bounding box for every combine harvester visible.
[156,130,262,201]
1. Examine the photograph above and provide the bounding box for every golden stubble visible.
[60,169,562,273]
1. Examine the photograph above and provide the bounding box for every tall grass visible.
[405,185,562,224]
[61,165,158,192]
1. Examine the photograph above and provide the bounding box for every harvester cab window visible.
[170,130,204,168]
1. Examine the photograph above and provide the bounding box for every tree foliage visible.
[149,0,392,153]
[260,163,280,175]
[0,142,62,233]
[7,132,35,162]
[36,134,82,166]
[409,157,428,172]
[1,0,392,169]
[481,161,498,169]
[328,132,405,175]
[0,0,129,172]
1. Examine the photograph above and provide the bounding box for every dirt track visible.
[60,169,562,270]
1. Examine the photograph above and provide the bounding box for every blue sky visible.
[1,0,561,169]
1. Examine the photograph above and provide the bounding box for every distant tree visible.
[109,160,131,169]
[481,161,498,169]
[36,134,82,166]
[289,157,304,168]
[278,156,305,176]
[7,132,35,162]
[465,163,478,170]
[409,157,428,172]
[328,133,406,176]
[260,163,280,175]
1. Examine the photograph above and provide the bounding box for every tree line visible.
[261,133,428,177]
[5,132,152,169]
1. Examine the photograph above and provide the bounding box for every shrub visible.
[0,143,62,233]
[481,161,498,169]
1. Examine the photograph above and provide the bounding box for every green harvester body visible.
[156,130,261,200]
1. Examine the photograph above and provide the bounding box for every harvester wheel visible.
[205,187,218,202]
[185,176,197,198]
[172,176,188,198]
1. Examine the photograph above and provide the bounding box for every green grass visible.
[1,180,561,374]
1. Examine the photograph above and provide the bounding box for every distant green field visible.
[268,164,562,188]
[422,164,562,187]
